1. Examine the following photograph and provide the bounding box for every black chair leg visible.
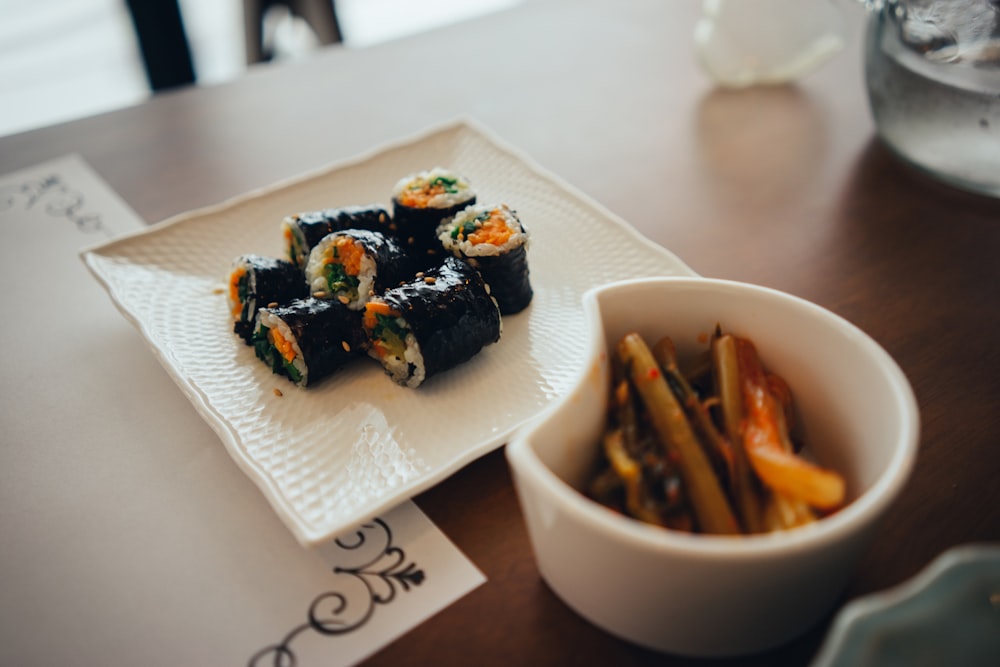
[293,0,342,46]
[124,0,197,92]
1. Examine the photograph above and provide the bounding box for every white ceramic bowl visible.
[505,277,920,657]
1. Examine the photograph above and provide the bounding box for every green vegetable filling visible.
[252,325,303,383]
[325,262,360,296]
[288,228,307,266]
[450,210,490,240]
[373,313,407,359]
[282,359,302,383]
[252,326,276,367]
[427,175,460,193]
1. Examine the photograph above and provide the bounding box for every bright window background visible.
[0,0,521,138]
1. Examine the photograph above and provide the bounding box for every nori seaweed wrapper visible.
[391,197,475,270]
[231,254,307,343]
[284,204,392,268]
[381,256,501,381]
[390,167,476,270]
[253,297,366,387]
[438,205,533,315]
[465,246,533,315]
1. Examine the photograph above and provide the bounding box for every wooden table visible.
[3,1,998,664]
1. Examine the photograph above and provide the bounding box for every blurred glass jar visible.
[864,0,1000,196]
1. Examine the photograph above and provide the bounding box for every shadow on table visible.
[829,134,1000,326]
[693,85,830,210]
[686,84,838,286]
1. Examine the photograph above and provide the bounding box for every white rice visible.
[367,315,427,388]
[400,331,427,388]
[229,256,264,323]
[280,216,308,268]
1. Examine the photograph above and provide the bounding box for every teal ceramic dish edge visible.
[810,543,1000,667]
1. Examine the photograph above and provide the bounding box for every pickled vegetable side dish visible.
[588,327,846,535]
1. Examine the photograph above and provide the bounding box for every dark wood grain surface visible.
[4,0,998,664]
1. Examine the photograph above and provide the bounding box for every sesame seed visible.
[313,291,327,298]
[424,276,436,284]
[273,388,283,397]
[341,341,351,352]
[267,301,279,308]
[338,295,350,304]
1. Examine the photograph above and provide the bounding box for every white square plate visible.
[82,119,696,545]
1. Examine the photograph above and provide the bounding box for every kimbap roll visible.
[390,167,476,265]
[252,297,367,387]
[228,254,307,343]
[304,229,412,310]
[282,204,392,269]
[436,203,533,315]
[363,256,501,388]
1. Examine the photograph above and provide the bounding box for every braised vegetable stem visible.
[618,333,739,535]
[711,330,765,533]
[602,428,663,526]
[652,337,735,493]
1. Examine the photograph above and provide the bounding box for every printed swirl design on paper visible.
[249,518,425,666]
[0,174,107,236]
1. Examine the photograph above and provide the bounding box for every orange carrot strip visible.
[228,266,247,319]
[270,328,297,364]
[362,301,398,331]
[466,210,515,246]
[325,237,364,276]
[736,338,845,510]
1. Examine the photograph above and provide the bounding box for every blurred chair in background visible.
[243,0,342,63]
[123,0,196,91]
[123,0,341,93]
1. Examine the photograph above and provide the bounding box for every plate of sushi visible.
[82,119,696,545]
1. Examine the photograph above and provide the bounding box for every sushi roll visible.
[304,229,412,310]
[363,256,501,388]
[436,203,533,315]
[252,297,367,387]
[227,254,307,343]
[282,204,392,269]
[390,167,476,266]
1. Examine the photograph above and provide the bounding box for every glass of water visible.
[864,0,1000,197]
